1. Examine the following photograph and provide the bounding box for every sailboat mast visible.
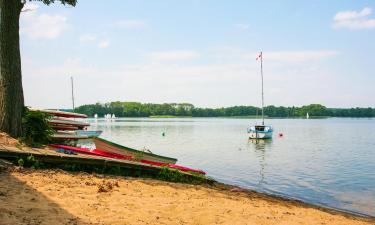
[260,52,264,125]
[71,76,75,112]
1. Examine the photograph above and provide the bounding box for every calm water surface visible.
[88,118,375,216]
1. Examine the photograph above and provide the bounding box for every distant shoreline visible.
[72,102,375,118]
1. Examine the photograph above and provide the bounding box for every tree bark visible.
[0,0,24,138]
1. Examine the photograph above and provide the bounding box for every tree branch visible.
[28,0,77,7]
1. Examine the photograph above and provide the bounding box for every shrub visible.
[22,108,53,147]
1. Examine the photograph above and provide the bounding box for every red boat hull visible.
[49,144,205,175]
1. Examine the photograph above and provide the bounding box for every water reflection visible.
[248,139,273,186]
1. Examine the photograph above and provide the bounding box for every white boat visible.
[248,125,273,139]
[306,112,309,119]
[248,51,273,139]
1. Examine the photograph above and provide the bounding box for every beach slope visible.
[0,168,373,225]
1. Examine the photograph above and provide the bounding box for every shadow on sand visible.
[0,168,89,225]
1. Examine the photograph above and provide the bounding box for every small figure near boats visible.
[248,52,273,139]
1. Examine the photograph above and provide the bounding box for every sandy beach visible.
[0,168,373,225]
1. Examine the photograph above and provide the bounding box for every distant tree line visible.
[74,102,375,118]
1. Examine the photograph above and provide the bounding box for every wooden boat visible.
[30,109,88,118]
[93,137,177,164]
[48,144,205,174]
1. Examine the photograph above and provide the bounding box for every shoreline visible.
[214,182,375,220]
[1,167,374,225]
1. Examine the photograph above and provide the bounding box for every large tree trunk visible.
[0,0,24,138]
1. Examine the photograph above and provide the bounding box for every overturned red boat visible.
[49,144,205,175]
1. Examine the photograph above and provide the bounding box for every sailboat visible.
[248,52,273,139]
[306,112,309,119]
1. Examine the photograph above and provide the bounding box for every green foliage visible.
[22,109,53,147]
[17,158,24,167]
[75,101,375,118]
[158,167,184,182]
[17,155,42,168]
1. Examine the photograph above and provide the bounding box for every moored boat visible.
[248,125,273,139]
[248,52,273,139]
[93,137,177,164]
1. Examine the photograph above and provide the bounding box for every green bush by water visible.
[21,108,53,147]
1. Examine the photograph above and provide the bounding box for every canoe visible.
[93,137,177,164]
[75,130,102,138]
[48,144,205,175]
[51,132,89,139]
[51,124,80,131]
[31,109,88,118]
[48,118,90,128]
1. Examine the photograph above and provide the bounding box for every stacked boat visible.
[32,109,103,139]
[34,109,205,175]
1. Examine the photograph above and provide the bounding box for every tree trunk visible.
[0,0,24,138]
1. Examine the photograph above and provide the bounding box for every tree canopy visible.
[74,102,375,118]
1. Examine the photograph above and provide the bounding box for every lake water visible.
[88,118,375,217]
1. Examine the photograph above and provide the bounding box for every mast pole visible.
[71,76,75,112]
[260,51,264,125]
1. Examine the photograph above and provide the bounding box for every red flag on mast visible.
[256,52,262,60]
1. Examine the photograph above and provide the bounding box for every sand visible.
[0,132,21,147]
[0,168,373,225]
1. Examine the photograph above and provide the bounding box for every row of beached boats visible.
[32,109,205,175]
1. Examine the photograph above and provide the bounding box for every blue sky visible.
[20,0,375,109]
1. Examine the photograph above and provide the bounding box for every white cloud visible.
[146,50,200,61]
[113,20,146,29]
[79,34,96,43]
[21,3,68,39]
[98,40,110,48]
[333,7,375,30]
[244,50,339,62]
[234,23,250,30]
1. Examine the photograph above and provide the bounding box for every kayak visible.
[48,144,205,175]
[93,137,177,164]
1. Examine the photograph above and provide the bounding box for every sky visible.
[20,0,375,109]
